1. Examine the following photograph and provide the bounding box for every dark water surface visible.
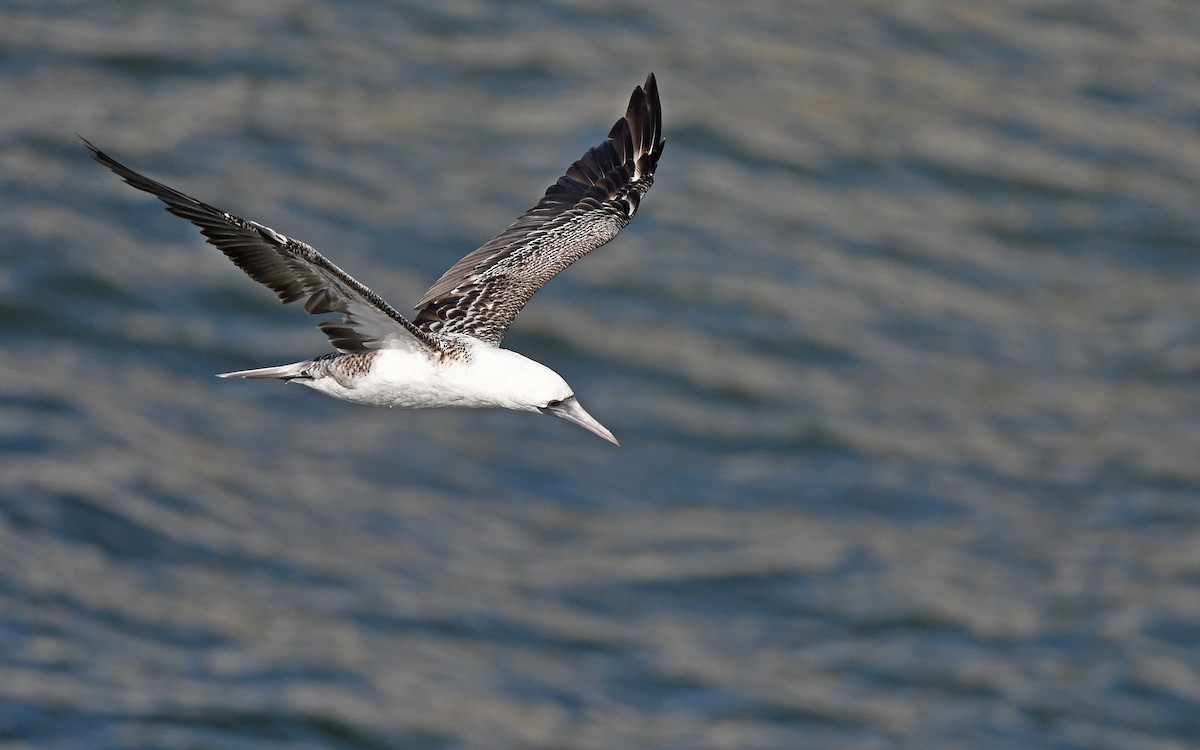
[3,1,1200,748]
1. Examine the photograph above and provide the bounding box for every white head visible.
[468,346,619,445]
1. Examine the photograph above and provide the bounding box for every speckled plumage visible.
[85,74,665,444]
[414,73,665,345]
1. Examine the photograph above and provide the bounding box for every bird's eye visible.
[547,399,562,408]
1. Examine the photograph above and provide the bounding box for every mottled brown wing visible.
[413,73,665,346]
[85,139,439,355]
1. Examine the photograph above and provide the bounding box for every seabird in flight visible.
[85,74,665,445]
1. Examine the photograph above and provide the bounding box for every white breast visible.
[302,340,571,412]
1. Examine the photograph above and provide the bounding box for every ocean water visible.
[2,1,1199,748]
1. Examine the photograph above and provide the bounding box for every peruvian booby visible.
[85,74,664,445]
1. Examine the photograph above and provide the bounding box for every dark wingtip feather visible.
[643,73,664,153]
[412,74,666,343]
[85,136,438,354]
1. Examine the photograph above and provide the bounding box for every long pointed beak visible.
[542,396,620,446]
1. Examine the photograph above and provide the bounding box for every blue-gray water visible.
[3,2,1200,748]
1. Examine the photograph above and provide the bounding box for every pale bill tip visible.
[547,396,620,446]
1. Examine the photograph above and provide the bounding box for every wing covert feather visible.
[84,139,437,355]
[413,73,665,345]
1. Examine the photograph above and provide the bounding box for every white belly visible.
[298,345,562,412]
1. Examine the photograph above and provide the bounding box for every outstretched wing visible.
[84,139,439,356]
[413,73,665,346]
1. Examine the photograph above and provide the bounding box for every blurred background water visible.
[2,1,1200,748]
